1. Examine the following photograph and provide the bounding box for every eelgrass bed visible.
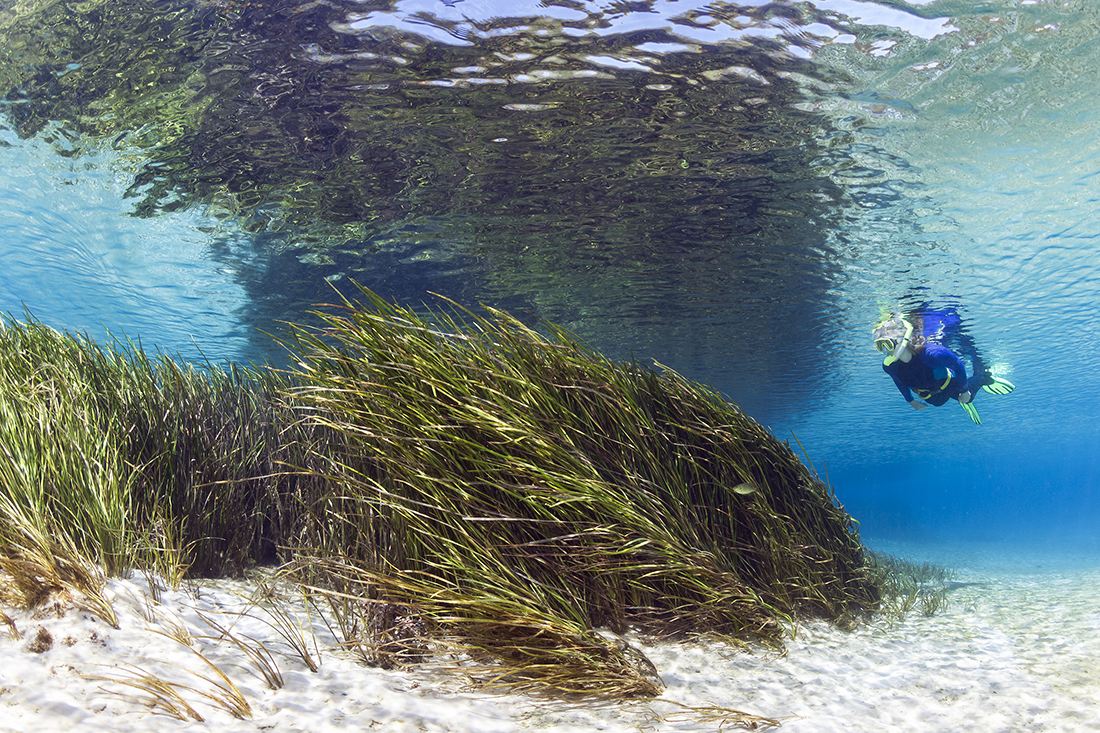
[0,287,882,698]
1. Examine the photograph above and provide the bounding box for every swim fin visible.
[982,376,1015,396]
[961,401,982,425]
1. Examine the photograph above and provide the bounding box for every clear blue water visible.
[0,128,258,361]
[2,0,1099,551]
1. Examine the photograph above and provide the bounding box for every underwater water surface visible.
[1,0,1099,549]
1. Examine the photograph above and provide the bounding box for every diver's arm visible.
[883,364,916,403]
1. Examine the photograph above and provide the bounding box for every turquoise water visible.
[1,0,1098,547]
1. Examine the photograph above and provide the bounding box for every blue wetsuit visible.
[883,342,986,407]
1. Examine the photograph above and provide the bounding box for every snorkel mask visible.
[872,317,914,366]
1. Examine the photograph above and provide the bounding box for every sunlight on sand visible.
[2,541,1099,732]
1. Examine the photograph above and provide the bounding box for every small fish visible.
[732,482,757,495]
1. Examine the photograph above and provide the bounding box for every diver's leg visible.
[926,393,950,407]
[964,373,987,400]
[946,328,991,384]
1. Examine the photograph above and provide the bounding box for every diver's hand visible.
[908,399,928,411]
[958,390,972,404]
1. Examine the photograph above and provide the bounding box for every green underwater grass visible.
[0,287,892,698]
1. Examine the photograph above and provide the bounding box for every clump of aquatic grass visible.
[868,553,955,620]
[0,609,20,640]
[0,291,883,700]
[238,584,321,674]
[305,573,417,669]
[194,609,284,690]
[0,536,118,628]
[89,617,254,721]
[88,663,207,722]
[282,286,881,695]
[291,553,663,697]
[88,650,252,722]
[652,700,782,731]
[0,313,331,586]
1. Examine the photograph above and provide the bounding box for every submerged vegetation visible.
[0,287,889,699]
[868,552,956,620]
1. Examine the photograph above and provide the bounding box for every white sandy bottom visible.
[2,540,1099,733]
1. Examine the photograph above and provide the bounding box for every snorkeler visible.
[871,308,1015,425]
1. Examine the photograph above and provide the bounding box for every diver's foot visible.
[961,401,982,424]
[982,376,1015,395]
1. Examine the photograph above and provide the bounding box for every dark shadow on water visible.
[0,0,898,425]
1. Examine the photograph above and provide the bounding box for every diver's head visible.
[872,316,914,365]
